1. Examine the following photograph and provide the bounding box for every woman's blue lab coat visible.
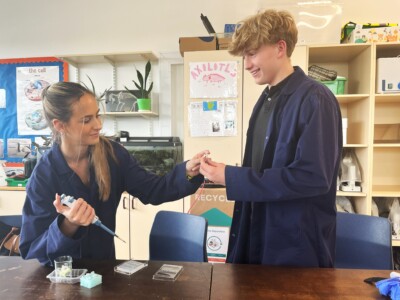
[225,67,342,267]
[20,141,201,266]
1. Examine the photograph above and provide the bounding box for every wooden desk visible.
[210,264,390,300]
[0,257,393,299]
[0,256,212,299]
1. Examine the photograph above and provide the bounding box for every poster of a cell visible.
[16,66,60,135]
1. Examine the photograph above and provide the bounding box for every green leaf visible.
[137,70,144,88]
[133,81,142,91]
[144,60,151,84]
[147,82,153,95]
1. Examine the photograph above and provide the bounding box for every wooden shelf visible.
[336,191,367,197]
[375,94,400,103]
[0,186,26,191]
[373,143,400,147]
[392,239,400,247]
[343,144,368,148]
[308,44,371,63]
[336,94,370,104]
[57,51,158,67]
[372,185,400,197]
[100,111,158,117]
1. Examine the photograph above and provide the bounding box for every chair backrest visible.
[335,212,393,270]
[0,215,22,228]
[149,210,208,262]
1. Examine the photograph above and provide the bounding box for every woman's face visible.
[63,93,102,147]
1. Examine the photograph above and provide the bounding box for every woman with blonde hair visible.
[20,81,208,266]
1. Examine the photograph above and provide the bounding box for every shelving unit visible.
[99,111,158,118]
[309,42,400,247]
[309,43,374,215]
[373,43,400,247]
[57,51,159,136]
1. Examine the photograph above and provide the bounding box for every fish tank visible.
[120,137,183,176]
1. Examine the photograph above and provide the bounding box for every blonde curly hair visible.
[229,9,298,57]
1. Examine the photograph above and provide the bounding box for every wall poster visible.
[188,100,238,137]
[17,66,60,135]
[0,57,68,161]
[189,61,238,98]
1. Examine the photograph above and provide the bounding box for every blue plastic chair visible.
[0,215,22,228]
[149,210,208,262]
[335,212,393,270]
[0,215,22,256]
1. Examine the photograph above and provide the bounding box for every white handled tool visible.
[60,194,126,243]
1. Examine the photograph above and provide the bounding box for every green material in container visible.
[321,77,347,95]
[5,177,28,187]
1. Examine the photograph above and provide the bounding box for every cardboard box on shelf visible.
[342,26,400,43]
[217,36,232,50]
[179,36,217,57]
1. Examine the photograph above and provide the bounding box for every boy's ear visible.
[276,40,287,57]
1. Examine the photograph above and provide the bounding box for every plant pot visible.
[137,98,151,112]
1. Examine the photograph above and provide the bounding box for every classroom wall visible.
[0,0,399,59]
[1,0,399,139]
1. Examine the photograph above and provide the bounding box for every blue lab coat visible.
[20,141,201,266]
[225,67,342,267]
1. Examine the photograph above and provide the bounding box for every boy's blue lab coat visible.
[225,67,342,267]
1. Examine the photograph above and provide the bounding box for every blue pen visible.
[60,194,126,243]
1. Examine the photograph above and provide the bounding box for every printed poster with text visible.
[16,66,60,135]
[188,100,238,137]
[189,61,238,98]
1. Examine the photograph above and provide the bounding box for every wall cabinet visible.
[115,192,184,260]
[0,188,25,215]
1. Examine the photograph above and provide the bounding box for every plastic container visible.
[5,177,28,187]
[47,269,88,284]
[321,77,347,95]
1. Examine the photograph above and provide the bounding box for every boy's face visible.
[243,42,284,86]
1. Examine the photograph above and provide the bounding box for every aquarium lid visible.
[119,136,181,147]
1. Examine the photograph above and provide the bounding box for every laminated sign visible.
[190,188,234,263]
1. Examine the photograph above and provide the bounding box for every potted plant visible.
[125,60,153,112]
[82,75,111,102]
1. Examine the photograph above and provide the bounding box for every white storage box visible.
[342,118,348,145]
[376,57,400,93]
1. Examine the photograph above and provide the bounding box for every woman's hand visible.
[185,150,210,178]
[53,193,96,237]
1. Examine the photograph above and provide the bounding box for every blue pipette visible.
[60,194,126,243]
